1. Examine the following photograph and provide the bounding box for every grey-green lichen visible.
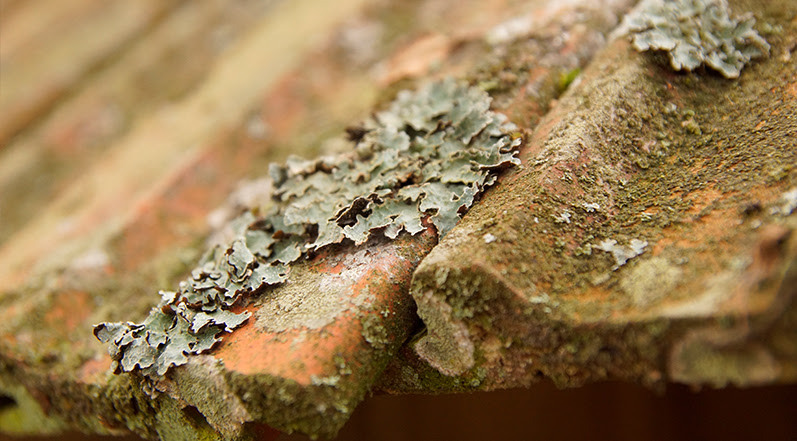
[618,0,769,78]
[94,78,521,378]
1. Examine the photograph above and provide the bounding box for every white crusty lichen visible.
[596,238,648,270]
[94,78,521,377]
[770,187,797,216]
[618,0,769,78]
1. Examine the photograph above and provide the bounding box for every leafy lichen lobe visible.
[94,78,521,377]
[620,0,769,78]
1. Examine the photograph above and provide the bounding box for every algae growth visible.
[94,78,521,377]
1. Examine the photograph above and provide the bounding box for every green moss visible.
[671,338,779,387]
[0,379,67,435]
[557,68,582,93]
[153,393,226,441]
[221,368,371,439]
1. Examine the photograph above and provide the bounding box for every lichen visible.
[771,187,797,216]
[619,0,770,78]
[595,238,648,270]
[360,314,390,349]
[94,78,521,378]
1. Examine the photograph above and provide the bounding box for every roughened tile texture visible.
[388,0,797,393]
[1,0,794,439]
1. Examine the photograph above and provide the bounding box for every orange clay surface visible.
[214,228,436,383]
